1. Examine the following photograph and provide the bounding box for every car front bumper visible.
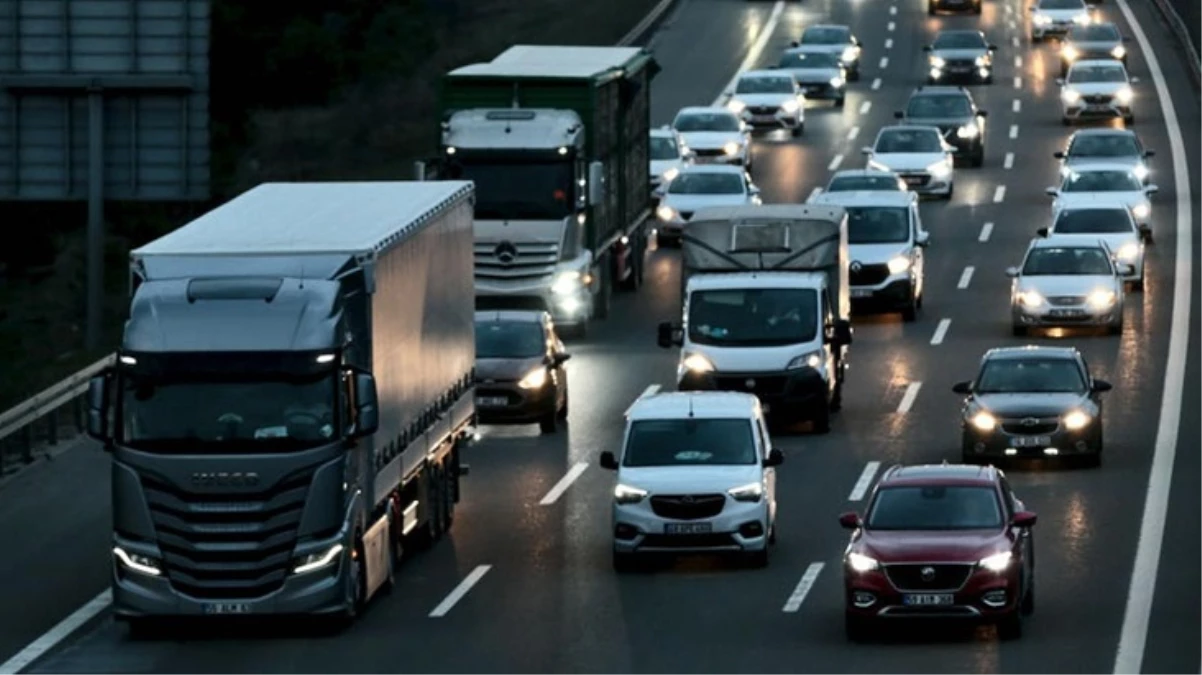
[851,277,916,310]
[797,82,844,100]
[895,170,953,195]
[475,379,558,424]
[961,417,1102,459]
[844,563,1021,622]
[1062,97,1131,120]
[678,366,830,417]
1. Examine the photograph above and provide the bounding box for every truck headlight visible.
[728,482,764,503]
[681,352,715,373]
[292,543,344,575]
[780,99,800,113]
[957,124,979,139]
[1116,242,1140,262]
[726,99,747,114]
[551,270,584,296]
[930,56,947,68]
[1131,202,1150,220]
[1115,86,1133,104]
[887,255,912,275]
[1018,290,1044,307]
[786,350,824,370]
[927,160,952,178]
[970,411,997,431]
[723,141,741,156]
[1062,89,1082,104]
[847,552,879,573]
[978,551,1012,572]
[656,204,678,221]
[518,367,549,390]
[1063,409,1092,430]
[614,483,648,504]
[114,546,162,576]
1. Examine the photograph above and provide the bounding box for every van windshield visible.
[623,418,757,466]
[688,288,819,347]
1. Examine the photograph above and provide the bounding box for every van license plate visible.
[903,594,953,606]
[203,603,251,615]
[665,522,712,535]
[1012,435,1051,447]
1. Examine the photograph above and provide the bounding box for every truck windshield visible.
[447,159,574,219]
[688,288,818,347]
[119,373,340,453]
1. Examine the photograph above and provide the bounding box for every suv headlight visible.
[1062,89,1082,104]
[957,124,980,139]
[723,141,741,156]
[930,56,947,68]
[978,551,1012,572]
[1063,409,1092,430]
[518,366,549,389]
[970,411,997,431]
[1132,163,1148,181]
[614,483,648,504]
[657,204,678,221]
[887,255,912,275]
[1086,289,1117,309]
[1017,289,1044,307]
[551,270,585,296]
[1115,86,1134,104]
[1131,202,1150,220]
[727,99,747,114]
[786,349,824,371]
[114,546,162,576]
[681,352,715,373]
[1116,242,1140,262]
[728,482,764,502]
[780,99,800,113]
[927,160,952,178]
[292,543,344,575]
[974,55,988,67]
[847,552,879,572]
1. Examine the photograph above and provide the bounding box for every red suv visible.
[838,463,1036,641]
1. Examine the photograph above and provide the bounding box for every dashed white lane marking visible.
[625,384,661,416]
[1112,0,1194,666]
[710,1,787,106]
[1005,3,1013,13]
[808,186,824,201]
[1004,152,1015,169]
[859,100,872,114]
[1008,19,1017,30]
[889,5,897,14]
[897,382,922,414]
[993,185,1007,203]
[848,462,882,501]
[930,319,951,346]
[979,222,994,242]
[1012,98,1022,113]
[888,21,896,31]
[871,77,882,90]
[879,56,889,69]
[429,565,492,618]
[1013,76,1022,89]
[885,38,894,49]
[828,154,845,171]
[958,266,975,289]
[0,590,111,674]
[782,563,826,613]
[1009,124,1019,139]
[1015,55,1023,68]
[847,126,860,140]
[1012,36,1021,48]
[539,462,589,505]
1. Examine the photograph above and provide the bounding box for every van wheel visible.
[812,401,832,434]
[902,297,918,322]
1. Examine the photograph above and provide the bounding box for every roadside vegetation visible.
[0,0,658,410]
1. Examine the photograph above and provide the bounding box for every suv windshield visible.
[737,76,794,94]
[1022,247,1114,275]
[801,27,849,44]
[675,113,740,132]
[828,174,903,192]
[475,321,545,358]
[1068,64,1127,83]
[933,32,987,49]
[667,172,744,195]
[623,418,756,466]
[1053,208,1133,233]
[650,136,680,160]
[688,288,818,347]
[975,358,1087,393]
[846,206,911,244]
[1061,170,1142,192]
[448,160,574,219]
[907,95,972,118]
[1069,24,1121,41]
[780,51,840,68]
[876,129,942,153]
[867,486,1003,530]
[1068,134,1140,158]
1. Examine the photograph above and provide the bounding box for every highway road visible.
[0,0,1198,672]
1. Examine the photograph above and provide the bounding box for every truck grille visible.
[883,563,974,591]
[649,494,726,520]
[1001,418,1060,435]
[474,240,558,282]
[850,263,891,286]
[712,375,789,397]
[141,471,314,599]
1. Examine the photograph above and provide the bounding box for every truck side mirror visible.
[86,373,112,446]
[831,319,853,346]
[351,372,380,439]
[657,321,682,348]
[588,161,605,205]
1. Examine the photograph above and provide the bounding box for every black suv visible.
[894,86,988,167]
[928,0,981,14]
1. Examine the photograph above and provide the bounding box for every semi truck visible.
[424,45,660,337]
[656,205,854,433]
[83,181,478,629]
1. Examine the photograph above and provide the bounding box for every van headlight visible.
[978,551,1012,572]
[1062,89,1082,104]
[517,367,549,390]
[551,270,584,296]
[847,552,879,572]
[786,350,824,371]
[887,255,912,275]
[1115,86,1133,104]
[841,46,858,63]
[656,204,678,221]
[830,76,846,88]
[614,484,648,504]
[723,141,741,156]
[1131,202,1150,220]
[1086,289,1117,309]
[292,543,344,575]
[1063,409,1092,430]
[728,482,764,502]
[957,124,979,139]
[1115,242,1140,262]
[680,352,715,373]
[661,167,680,183]
[1132,163,1148,181]
[780,99,800,113]
[114,546,162,576]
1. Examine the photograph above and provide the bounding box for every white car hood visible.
[784,67,840,83]
[677,131,743,150]
[869,152,945,172]
[1037,8,1089,20]
[662,193,750,212]
[1043,232,1139,251]
[686,342,821,373]
[1016,274,1120,296]
[849,242,910,266]
[732,92,793,107]
[1065,81,1127,95]
[1054,192,1144,211]
[651,158,685,179]
[618,464,762,495]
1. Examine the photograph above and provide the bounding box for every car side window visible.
[756,416,772,457]
[911,203,923,240]
[997,476,1017,518]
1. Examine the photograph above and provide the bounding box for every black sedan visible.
[952,346,1111,467]
[474,310,571,433]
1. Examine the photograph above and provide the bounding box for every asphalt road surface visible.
[0,0,1198,672]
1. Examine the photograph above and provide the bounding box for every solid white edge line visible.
[1111,0,1193,670]
[847,461,882,501]
[930,319,951,346]
[828,154,844,172]
[896,382,922,414]
[958,266,975,289]
[979,222,994,242]
[625,384,661,416]
[1004,152,1015,169]
[429,565,492,618]
[538,462,589,505]
[993,185,1006,203]
[0,590,112,675]
[711,1,786,106]
[871,78,882,90]
[782,562,825,612]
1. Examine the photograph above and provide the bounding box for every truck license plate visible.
[665,522,713,535]
[477,396,507,407]
[1012,435,1051,447]
[903,593,953,606]
[203,603,251,615]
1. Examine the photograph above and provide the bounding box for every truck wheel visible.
[594,257,612,320]
[337,537,366,626]
[416,466,446,548]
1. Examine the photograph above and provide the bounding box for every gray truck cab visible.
[808,190,930,321]
[656,205,852,433]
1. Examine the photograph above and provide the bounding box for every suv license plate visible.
[903,594,953,606]
[665,522,712,535]
[204,603,251,615]
[1012,435,1051,447]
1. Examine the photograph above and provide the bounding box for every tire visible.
[1032,34,1043,44]
[928,3,936,15]
[1108,319,1123,335]
[1061,116,1072,126]
[745,546,770,568]
[618,236,643,291]
[1012,324,1027,337]
[997,610,1023,640]
[830,374,844,413]
[336,537,367,627]
[834,97,846,108]
[791,124,804,137]
[1021,557,1036,615]
[612,550,638,573]
[973,2,982,13]
[557,387,569,420]
[415,466,446,549]
[1124,114,1134,125]
[845,613,873,642]
[848,68,861,82]
[593,256,612,320]
[812,400,832,434]
[539,408,557,434]
[972,150,985,168]
[901,294,918,322]
[944,182,954,200]
[1130,275,1144,291]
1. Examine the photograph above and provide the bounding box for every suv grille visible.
[748,105,777,115]
[884,563,974,591]
[1083,95,1111,104]
[850,263,891,286]
[474,240,559,283]
[141,471,315,599]
[650,494,726,520]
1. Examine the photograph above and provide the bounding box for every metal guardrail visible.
[1152,0,1201,86]
[0,354,114,476]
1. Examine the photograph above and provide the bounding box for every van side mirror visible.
[861,146,873,155]
[1036,227,1049,237]
[915,231,930,246]
[893,111,904,119]
[951,381,972,395]
[1091,378,1113,393]
[830,319,853,346]
[657,321,682,348]
[588,161,605,205]
[1116,263,1133,276]
[86,373,112,446]
[1138,223,1151,240]
[838,512,862,529]
[1012,511,1037,528]
[763,448,784,467]
[988,44,998,51]
[978,110,989,117]
[351,372,379,439]
[599,451,619,470]
[790,40,799,47]
[550,353,572,366]
[1145,184,1159,195]
[921,45,931,52]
